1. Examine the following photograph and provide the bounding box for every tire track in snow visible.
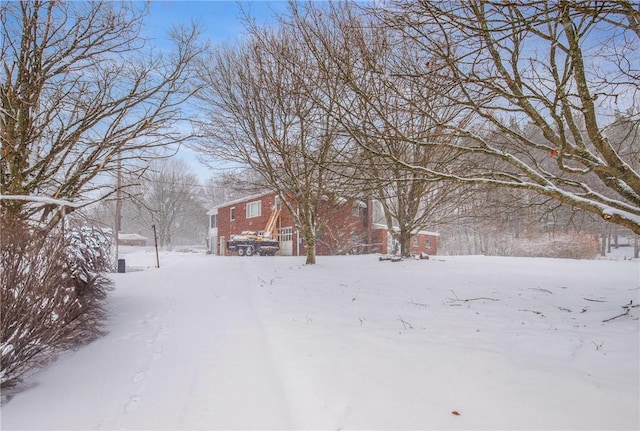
[175,257,294,429]
[94,254,292,429]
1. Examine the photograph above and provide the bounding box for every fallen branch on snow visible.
[379,255,402,262]
[602,300,639,323]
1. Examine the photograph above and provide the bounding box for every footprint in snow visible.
[125,395,141,413]
[133,371,145,383]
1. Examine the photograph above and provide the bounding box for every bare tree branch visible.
[1,1,205,227]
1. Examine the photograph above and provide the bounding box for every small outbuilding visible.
[117,233,148,246]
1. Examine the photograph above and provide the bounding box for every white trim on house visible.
[208,209,219,254]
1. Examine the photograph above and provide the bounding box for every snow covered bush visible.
[510,232,600,259]
[1,221,113,396]
[439,228,599,259]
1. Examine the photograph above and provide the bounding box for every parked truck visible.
[226,207,282,256]
[226,232,279,256]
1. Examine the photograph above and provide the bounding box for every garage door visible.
[279,227,293,256]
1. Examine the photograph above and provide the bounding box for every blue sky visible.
[141,1,291,181]
[145,0,289,45]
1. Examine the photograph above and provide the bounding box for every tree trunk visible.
[298,207,317,265]
[399,229,412,258]
[299,224,316,264]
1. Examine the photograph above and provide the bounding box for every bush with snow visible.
[0,221,113,396]
[509,232,600,259]
[440,230,599,259]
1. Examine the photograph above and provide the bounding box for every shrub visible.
[0,221,113,397]
[510,232,600,259]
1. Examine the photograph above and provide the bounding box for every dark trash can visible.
[117,259,126,273]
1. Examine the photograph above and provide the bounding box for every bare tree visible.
[0,1,204,227]
[193,23,348,264]
[367,1,640,234]
[201,174,250,208]
[128,158,205,248]
[285,2,475,257]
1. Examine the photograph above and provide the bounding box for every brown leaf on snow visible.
[451,411,461,416]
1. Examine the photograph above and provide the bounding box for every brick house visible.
[207,191,438,256]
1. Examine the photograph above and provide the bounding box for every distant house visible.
[207,191,439,256]
[117,233,148,246]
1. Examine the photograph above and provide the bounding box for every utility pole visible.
[114,157,122,269]
[152,224,160,268]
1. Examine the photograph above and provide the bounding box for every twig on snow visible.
[583,298,606,303]
[529,287,553,294]
[398,316,413,329]
[520,309,544,316]
[257,276,281,286]
[407,298,428,307]
[448,290,499,303]
[592,341,604,351]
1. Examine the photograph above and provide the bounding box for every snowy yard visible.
[2,249,639,430]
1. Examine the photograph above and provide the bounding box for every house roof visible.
[207,191,274,215]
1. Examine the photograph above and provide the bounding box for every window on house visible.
[246,201,261,218]
[425,238,431,248]
[352,204,360,216]
[210,214,217,229]
[275,195,282,209]
[413,236,419,246]
[230,207,236,221]
[279,227,293,241]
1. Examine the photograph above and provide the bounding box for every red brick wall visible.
[300,198,369,256]
[370,229,387,254]
[371,228,438,255]
[409,233,438,255]
[216,193,299,255]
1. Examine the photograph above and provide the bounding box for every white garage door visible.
[279,227,293,256]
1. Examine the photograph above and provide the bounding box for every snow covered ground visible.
[2,248,639,430]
